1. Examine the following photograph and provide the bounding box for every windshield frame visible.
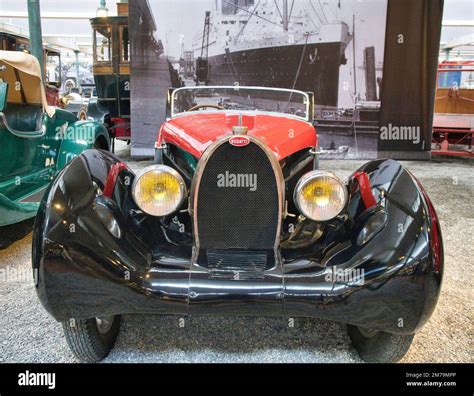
[170,86,312,122]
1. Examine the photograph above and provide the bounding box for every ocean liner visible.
[192,0,352,107]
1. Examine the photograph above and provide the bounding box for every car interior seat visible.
[1,103,44,133]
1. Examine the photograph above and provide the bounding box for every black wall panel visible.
[379,0,444,158]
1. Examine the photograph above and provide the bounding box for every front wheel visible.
[347,324,414,363]
[62,315,121,362]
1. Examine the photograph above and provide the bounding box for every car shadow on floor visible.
[0,219,35,250]
[106,314,362,362]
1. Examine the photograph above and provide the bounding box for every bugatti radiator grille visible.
[207,250,268,279]
[194,139,281,253]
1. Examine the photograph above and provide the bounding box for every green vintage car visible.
[0,50,110,229]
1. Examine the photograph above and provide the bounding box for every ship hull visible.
[207,42,347,107]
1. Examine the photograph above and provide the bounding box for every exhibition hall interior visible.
[0,0,472,373]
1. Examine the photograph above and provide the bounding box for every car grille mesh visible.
[195,140,280,251]
[207,250,268,279]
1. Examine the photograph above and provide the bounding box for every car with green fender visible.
[0,50,110,230]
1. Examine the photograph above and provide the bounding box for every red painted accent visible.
[157,113,317,160]
[431,127,474,157]
[45,85,60,107]
[354,171,377,208]
[423,191,443,273]
[432,149,474,157]
[111,117,131,140]
[412,176,443,273]
[229,136,250,147]
[103,162,129,198]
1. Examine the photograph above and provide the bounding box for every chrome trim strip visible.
[190,135,285,254]
[171,85,311,122]
[170,109,312,124]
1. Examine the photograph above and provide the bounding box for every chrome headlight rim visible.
[293,170,348,221]
[132,164,187,217]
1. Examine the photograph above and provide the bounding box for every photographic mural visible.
[129,0,442,159]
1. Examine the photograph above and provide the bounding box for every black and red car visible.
[32,86,443,362]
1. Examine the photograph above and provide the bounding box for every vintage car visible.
[0,51,110,232]
[32,86,443,363]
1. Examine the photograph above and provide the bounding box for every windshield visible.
[171,86,311,121]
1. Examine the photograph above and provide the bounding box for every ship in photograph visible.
[193,0,351,107]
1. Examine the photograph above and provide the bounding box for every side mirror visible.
[0,82,8,113]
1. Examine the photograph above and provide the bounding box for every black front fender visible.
[32,150,165,321]
[310,159,443,334]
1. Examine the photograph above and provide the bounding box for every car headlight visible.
[132,165,186,216]
[294,171,348,221]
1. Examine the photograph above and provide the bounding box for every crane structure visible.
[195,11,211,85]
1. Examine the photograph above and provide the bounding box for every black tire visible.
[62,315,121,363]
[347,324,414,363]
[93,137,109,151]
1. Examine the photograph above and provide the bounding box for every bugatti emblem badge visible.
[229,136,250,147]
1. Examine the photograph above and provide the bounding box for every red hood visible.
[158,112,317,161]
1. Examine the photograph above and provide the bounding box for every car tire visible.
[62,315,121,363]
[93,137,109,151]
[347,324,414,363]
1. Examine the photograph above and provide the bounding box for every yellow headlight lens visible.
[294,171,347,221]
[132,165,186,216]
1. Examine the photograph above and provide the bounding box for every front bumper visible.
[32,151,443,335]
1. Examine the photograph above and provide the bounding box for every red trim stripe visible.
[354,171,377,209]
[103,162,129,198]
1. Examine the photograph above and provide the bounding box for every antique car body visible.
[0,29,62,107]
[32,86,443,363]
[0,50,110,228]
